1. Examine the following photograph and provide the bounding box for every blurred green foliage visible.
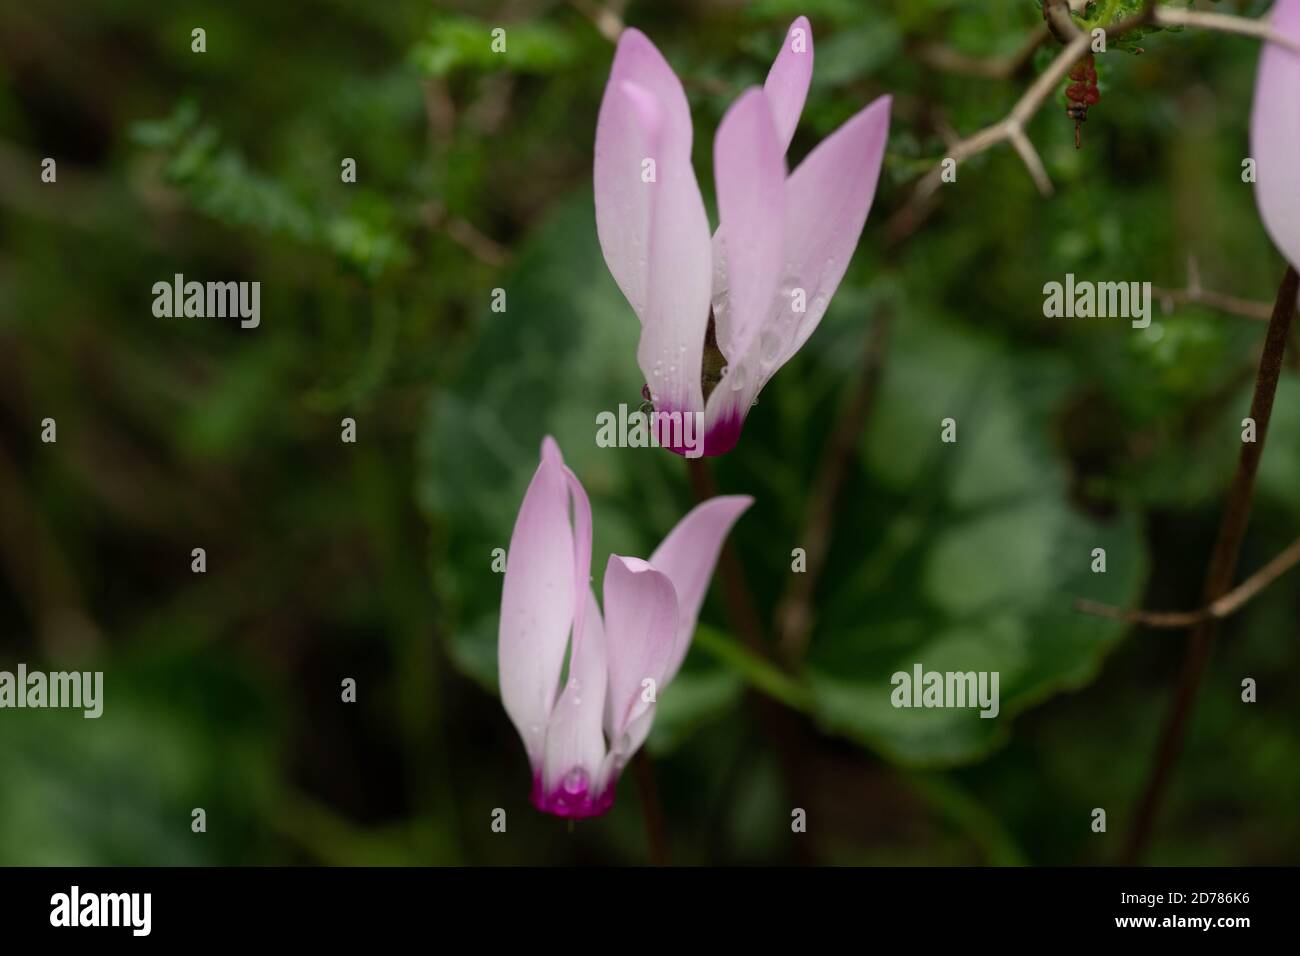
[1,0,1296,866]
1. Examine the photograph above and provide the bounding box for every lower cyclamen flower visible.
[498,437,751,817]
[594,16,891,456]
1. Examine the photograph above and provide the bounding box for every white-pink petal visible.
[764,16,815,154]
[541,589,609,796]
[704,96,891,454]
[1251,0,1300,269]
[498,437,582,768]
[777,94,892,366]
[714,88,786,368]
[595,29,687,319]
[649,495,754,683]
[602,555,680,754]
[595,30,713,419]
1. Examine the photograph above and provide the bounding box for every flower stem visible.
[632,752,670,866]
[685,457,768,656]
[1121,264,1299,864]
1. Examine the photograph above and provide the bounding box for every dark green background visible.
[0,0,1295,865]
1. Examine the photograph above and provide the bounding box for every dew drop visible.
[562,767,589,795]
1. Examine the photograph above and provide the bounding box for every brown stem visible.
[775,313,892,667]
[1121,264,1299,865]
[632,752,670,866]
[1151,284,1274,322]
[1043,0,1081,45]
[1075,533,1300,628]
[684,456,814,864]
[686,457,767,657]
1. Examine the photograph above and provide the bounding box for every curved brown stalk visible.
[1121,265,1299,864]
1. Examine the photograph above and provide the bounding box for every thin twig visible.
[1076,534,1300,628]
[1154,6,1300,51]
[421,201,509,267]
[1121,265,1299,865]
[890,3,1298,241]
[1152,286,1273,322]
[568,0,625,43]
[1044,0,1084,45]
[917,23,1051,79]
[905,22,1099,206]
[1152,255,1277,322]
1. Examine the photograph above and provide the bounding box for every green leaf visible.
[804,313,1148,766]
[646,667,744,755]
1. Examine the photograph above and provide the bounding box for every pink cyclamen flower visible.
[595,16,891,457]
[1252,0,1300,268]
[499,436,751,818]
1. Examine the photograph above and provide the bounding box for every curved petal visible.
[702,372,759,457]
[1251,0,1300,268]
[648,495,753,682]
[535,589,613,819]
[595,30,683,320]
[703,95,892,456]
[560,462,592,672]
[602,555,679,762]
[778,94,891,365]
[498,437,581,769]
[764,16,814,154]
[594,30,712,424]
[714,88,786,369]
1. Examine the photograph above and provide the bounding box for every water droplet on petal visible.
[562,767,589,795]
[729,363,747,392]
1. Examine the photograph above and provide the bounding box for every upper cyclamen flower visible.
[594,16,891,457]
[498,436,751,818]
[1251,0,1300,269]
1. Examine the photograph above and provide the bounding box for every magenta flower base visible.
[530,773,616,820]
